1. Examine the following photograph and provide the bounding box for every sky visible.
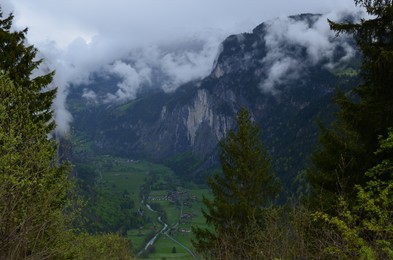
[3,0,361,134]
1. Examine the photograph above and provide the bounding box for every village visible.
[147,189,199,234]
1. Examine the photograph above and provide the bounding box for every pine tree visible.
[0,8,56,132]
[192,108,280,258]
[307,1,393,210]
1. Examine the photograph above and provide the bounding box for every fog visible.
[4,0,360,134]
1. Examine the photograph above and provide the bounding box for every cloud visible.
[11,0,359,48]
[259,10,361,93]
[159,34,222,92]
[29,30,225,134]
[0,0,13,16]
[260,57,300,94]
[6,0,361,134]
[82,89,98,104]
[74,32,224,103]
[52,87,72,135]
[105,60,152,102]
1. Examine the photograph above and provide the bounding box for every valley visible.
[3,0,393,258]
[73,146,211,258]
[64,14,362,258]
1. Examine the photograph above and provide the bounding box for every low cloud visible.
[159,35,221,92]
[76,32,224,103]
[5,0,361,134]
[259,11,361,93]
[82,89,98,104]
[105,60,152,103]
[35,32,224,134]
[260,57,300,94]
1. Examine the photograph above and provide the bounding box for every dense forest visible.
[1,0,393,259]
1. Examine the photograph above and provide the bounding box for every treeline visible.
[74,162,146,236]
[192,1,393,259]
[0,9,133,259]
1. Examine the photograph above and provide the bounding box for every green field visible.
[98,158,170,209]
[74,151,212,258]
[145,235,194,260]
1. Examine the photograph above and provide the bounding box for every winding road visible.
[136,201,197,259]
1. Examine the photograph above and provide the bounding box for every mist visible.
[5,0,360,134]
[259,11,361,93]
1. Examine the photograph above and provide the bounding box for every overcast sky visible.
[3,0,361,134]
[7,0,358,47]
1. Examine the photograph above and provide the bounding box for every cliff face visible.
[70,14,360,180]
[91,83,237,161]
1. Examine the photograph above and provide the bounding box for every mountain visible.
[68,13,360,187]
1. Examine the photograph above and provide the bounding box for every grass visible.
[166,206,181,226]
[331,67,359,77]
[153,201,180,226]
[99,158,176,210]
[131,186,211,257]
[73,149,212,257]
[102,165,212,256]
[127,229,148,253]
[144,235,194,260]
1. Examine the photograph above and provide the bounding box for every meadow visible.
[82,154,212,258]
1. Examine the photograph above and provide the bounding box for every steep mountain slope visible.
[69,13,360,186]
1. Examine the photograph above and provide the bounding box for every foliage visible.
[192,108,280,258]
[0,8,56,132]
[313,130,393,259]
[193,201,345,259]
[62,232,133,259]
[307,1,393,257]
[83,186,141,235]
[308,0,393,211]
[0,9,134,258]
[0,73,73,258]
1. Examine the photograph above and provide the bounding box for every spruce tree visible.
[308,1,393,210]
[192,108,280,258]
[0,8,56,132]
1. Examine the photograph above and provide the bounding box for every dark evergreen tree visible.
[192,108,280,258]
[0,8,56,132]
[307,1,393,210]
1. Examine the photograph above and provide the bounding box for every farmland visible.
[76,154,211,259]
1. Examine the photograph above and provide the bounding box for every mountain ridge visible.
[68,13,360,185]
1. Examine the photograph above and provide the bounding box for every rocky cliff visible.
[69,13,360,183]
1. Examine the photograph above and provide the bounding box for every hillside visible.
[68,13,360,187]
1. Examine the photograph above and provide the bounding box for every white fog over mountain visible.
[4,0,360,134]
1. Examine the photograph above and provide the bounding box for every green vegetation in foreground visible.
[0,9,132,258]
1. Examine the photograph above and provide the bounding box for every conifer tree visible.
[0,6,133,258]
[308,0,393,210]
[0,8,56,132]
[0,73,72,258]
[192,108,280,258]
[313,130,393,259]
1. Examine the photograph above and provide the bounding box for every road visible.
[136,201,197,259]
